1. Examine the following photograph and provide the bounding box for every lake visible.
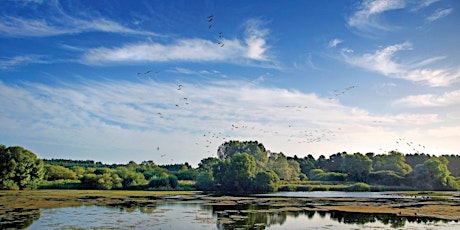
[24,196,460,230]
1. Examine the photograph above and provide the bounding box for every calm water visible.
[25,199,460,230]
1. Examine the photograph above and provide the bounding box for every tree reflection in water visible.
[13,202,458,229]
[0,208,40,229]
[212,205,453,230]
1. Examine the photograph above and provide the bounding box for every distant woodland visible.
[1,142,459,193]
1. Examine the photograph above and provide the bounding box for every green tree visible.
[407,157,458,190]
[195,171,215,191]
[198,157,220,172]
[227,153,257,192]
[71,166,86,179]
[115,167,148,189]
[322,152,345,172]
[0,145,44,190]
[217,141,268,170]
[341,153,372,182]
[44,165,77,180]
[291,155,316,176]
[252,170,280,193]
[268,152,291,180]
[373,151,412,176]
[213,152,257,193]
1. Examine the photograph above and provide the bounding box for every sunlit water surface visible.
[27,199,460,230]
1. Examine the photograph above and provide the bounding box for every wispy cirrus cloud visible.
[341,42,460,87]
[411,0,441,11]
[0,1,156,38]
[347,0,406,31]
[1,78,457,163]
[393,90,460,107]
[0,16,156,37]
[82,19,274,66]
[0,55,49,69]
[426,8,453,22]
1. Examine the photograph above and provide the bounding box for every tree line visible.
[1,142,459,192]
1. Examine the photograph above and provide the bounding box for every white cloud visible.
[393,90,460,107]
[0,55,49,69]
[244,19,270,60]
[82,19,274,66]
[341,42,460,87]
[412,0,441,11]
[0,8,156,37]
[347,0,406,31]
[1,78,458,164]
[83,39,233,64]
[426,8,453,22]
[328,38,343,48]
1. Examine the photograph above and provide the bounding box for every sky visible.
[1,0,459,166]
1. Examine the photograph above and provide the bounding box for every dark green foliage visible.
[309,169,347,181]
[373,151,412,176]
[368,170,404,186]
[406,157,459,190]
[291,154,316,176]
[215,153,257,193]
[160,162,192,171]
[168,175,179,188]
[405,153,432,169]
[43,159,104,169]
[443,155,460,177]
[198,157,220,172]
[194,171,215,191]
[148,177,169,188]
[148,175,178,189]
[321,152,345,172]
[0,145,44,190]
[341,153,372,182]
[252,170,280,193]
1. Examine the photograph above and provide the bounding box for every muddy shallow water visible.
[1,190,460,229]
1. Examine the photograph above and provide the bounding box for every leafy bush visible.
[148,175,178,189]
[149,177,169,188]
[311,172,347,181]
[44,165,77,180]
[195,171,215,191]
[345,182,370,192]
[252,170,280,193]
[0,145,44,190]
[368,170,404,186]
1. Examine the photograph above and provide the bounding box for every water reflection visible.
[211,204,457,230]
[0,208,40,229]
[22,201,460,229]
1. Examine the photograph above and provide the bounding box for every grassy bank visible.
[280,181,416,192]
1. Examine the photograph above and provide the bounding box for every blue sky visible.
[1,0,459,166]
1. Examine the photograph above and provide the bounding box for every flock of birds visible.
[131,15,429,161]
[328,85,357,100]
[208,15,225,47]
